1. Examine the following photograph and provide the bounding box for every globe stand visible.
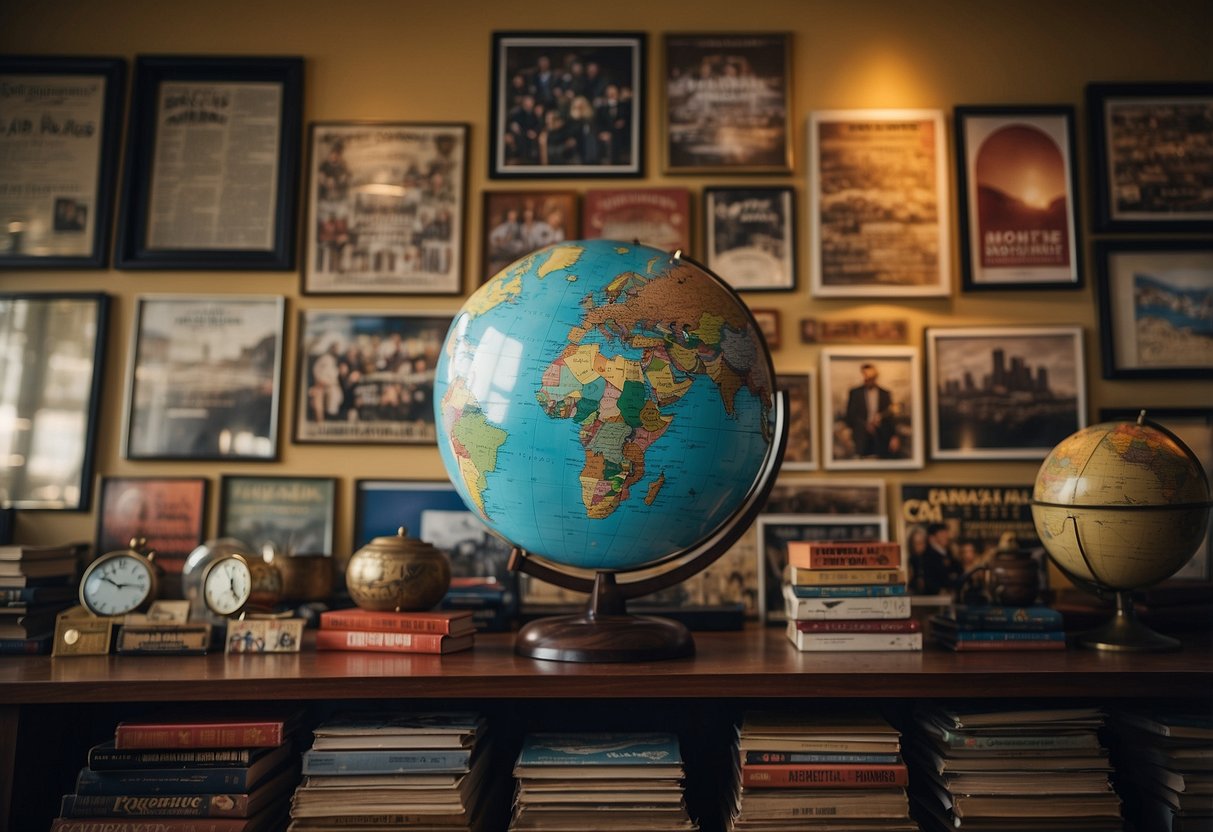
[1078,589,1180,652]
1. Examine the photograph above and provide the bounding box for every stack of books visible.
[906,704,1122,831]
[930,604,1066,651]
[290,710,494,831]
[316,607,476,654]
[51,708,302,832]
[1108,708,1213,832]
[0,542,80,654]
[726,709,914,830]
[508,732,698,832]
[781,541,920,652]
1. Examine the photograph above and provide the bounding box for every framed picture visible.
[1087,81,1213,232]
[775,373,816,471]
[582,187,690,251]
[808,109,950,298]
[482,190,578,282]
[1095,240,1213,379]
[800,317,908,344]
[96,477,208,570]
[755,513,888,622]
[0,293,108,510]
[662,33,792,173]
[926,325,1087,460]
[218,475,336,557]
[765,477,887,516]
[489,32,645,178]
[751,308,780,350]
[821,346,923,470]
[954,106,1082,290]
[124,295,284,460]
[303,122,467,295]
[704,187,796,291]
[0,57,125,269]
[294,309,452,445]
[115,55,303,269]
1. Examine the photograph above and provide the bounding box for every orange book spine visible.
[943,638,1066,651]
[741,763,908,788]
[113,723,288,750]
[314,628,455,654]
[319,610,466,634]
[787,541,902,570]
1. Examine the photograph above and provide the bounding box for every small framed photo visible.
[704,187,797,291]
[1087,81,1213,232]
[295,309,452,445]
[218,475,336,557]
[482,190,578,282]
[751,308,781,350]
[96,477,208,566]
[0,57,126,269]
[490,32,645,178]
[116,56,303,269]
[954,105,1082,290]
[808,109,950,298]
[765,477,887,516]
[775,373,816,470]
[662,33,792,173]
[124,295,284,460]
[303,122,467,295]
[821,346,923,470]
[582,187,690,252]
[1095,240,1213,379]
[755,513,889,622]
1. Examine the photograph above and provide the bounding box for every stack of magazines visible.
[1107,708,1213,832]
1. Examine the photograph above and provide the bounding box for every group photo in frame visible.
[0,56,126,269]
[124,295,284,461]
[116,55,303,269]
[1095,240,1213,379]
[1087,81,1213,232]
[662,32,792,173]
[303,122,467,295]
[218,475,336,557]
[704,186,797,291]
[295,309,452,445]
[481,190,578,282]
[95,476,208,569]
[774,372,816,471]
[808,109,950,298]
[820,346,923,470]
[490,32,645,178]
[954,105,1082,291]
[582,187,690,252]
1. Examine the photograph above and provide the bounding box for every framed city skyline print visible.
[1095,240,1213,379]
[490,32,645,178]
[0,56,126,269]
[775,372,816,471]
[1087,81,1213,232]
[116,55,303,269]
[808,109,950,298]
[96,477,208,569]
[704,186,796,291]
[218,475,336,557]
[926,326,1086,461]
[954,105,1082,290]
[662,32,792,173]
[582,187,690,252]
[303,122,467,295]
[482,190,578,282]
[820,346,923,471]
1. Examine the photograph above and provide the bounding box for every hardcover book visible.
[741,761,909,788]
[788,584,907,598]
[787,540,903,570]
[113,709,302,750]
[783,565,905,587]
[941,604,1064,631]
[516,732,683,767]
[75,743,291,794]
[63,763,296,817]
[87,742,273,771]
[795,618,920,634]
[300,747,472,775]
[310,710,483,750]
[318,608,475,636]
[313,629,474,654]
[785,621,922,652]
[782,585,912,620]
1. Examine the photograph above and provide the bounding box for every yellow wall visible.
[3,0,1212,562]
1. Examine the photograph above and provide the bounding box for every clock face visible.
[80,553,156,616]
[202,556,253,617]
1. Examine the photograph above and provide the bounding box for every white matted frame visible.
[820,346,923,471]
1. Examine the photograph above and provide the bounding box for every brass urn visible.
[345,527,451,612]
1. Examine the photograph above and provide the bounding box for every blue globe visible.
[434,240,776,572]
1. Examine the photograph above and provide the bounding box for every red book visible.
[114,710,300,750]
[795,618,921,634]
[787,541,902,570]
[314,628,474,655]
[52,817,262,831]
[741,762,908,788]
[319,608,475,636]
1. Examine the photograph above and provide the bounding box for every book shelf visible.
[1,625,1210,830]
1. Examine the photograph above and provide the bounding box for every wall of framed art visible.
[2,0,1210,590]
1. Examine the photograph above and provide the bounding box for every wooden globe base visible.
[1079,590,1180,652]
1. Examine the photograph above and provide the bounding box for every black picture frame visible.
[1087,81,1213,232]
[115,55,303,269]
[489,31,646,179]
[704,186,797,291]
[954,105,1083,291]
[218,475,336,557]
[0,56,126,269]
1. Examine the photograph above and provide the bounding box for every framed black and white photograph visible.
[927,326,1086,461]
[0,293,108,509]
[295,309,451,445]
[218,475,336,557]
[0,57,126,269]
[954,106,1082,291]
[124,295,284,460]
[704,186,796,291]
[482,190,578,282]
[490,32,645,178]
[764,478,887,516]
[1095,240,1213,379]
[662,33,792,173]
[821,346,923,470]
[809,109,950,297]
[1087,81,1213,232]
[116,55,303,269]
[303,122,467,295]
[775,373,816,471]
[751,308,780,350]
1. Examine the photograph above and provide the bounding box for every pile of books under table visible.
[1107,708,1213,832]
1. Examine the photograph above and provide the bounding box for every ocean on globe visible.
[434,240,776,572]
[1032,419,1212,591]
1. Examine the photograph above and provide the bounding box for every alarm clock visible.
[200,552,254,617]
[79,541,159,617]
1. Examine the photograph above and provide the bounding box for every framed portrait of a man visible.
[820,346,923,470]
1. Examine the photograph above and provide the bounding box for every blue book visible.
[946,605,1063,631]
[301,747,471,775]
[75,743,291,794]
[942,628,1065,642]
[790,585,907,598]
[743,750,901,765]
[517,732,682,767]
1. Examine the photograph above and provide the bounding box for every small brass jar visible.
[345,527,451,612]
